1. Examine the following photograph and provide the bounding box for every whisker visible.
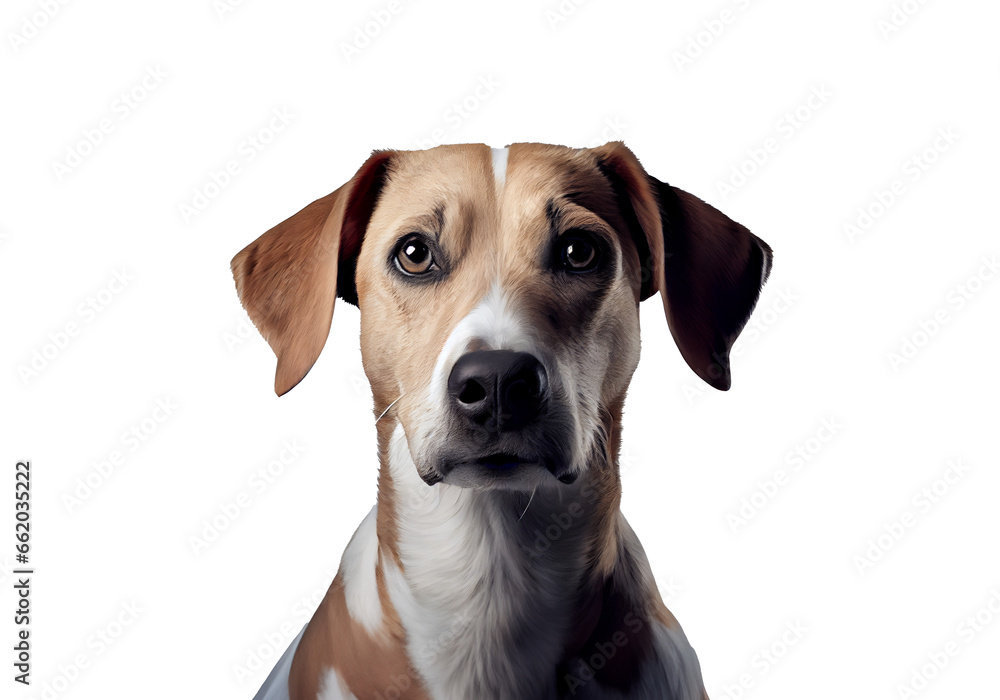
[518,486,538,521]
[375,393,404,424]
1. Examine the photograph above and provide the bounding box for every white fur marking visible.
[318,667,358,700]
[340,505,384,637]
[384,424,583,699]
[491,147,509,188]
[426,282,537,417]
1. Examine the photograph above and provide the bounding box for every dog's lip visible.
[477,452,534,470]
[436,452,575,490]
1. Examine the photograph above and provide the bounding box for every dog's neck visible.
[365,419,640,698]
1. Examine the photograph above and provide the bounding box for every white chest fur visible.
[368,425,704,700]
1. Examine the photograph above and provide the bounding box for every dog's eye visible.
[395,236,435,276]
[558,232,600,273]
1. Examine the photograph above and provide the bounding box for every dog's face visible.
[355,144,645,490]
[232,142,771,492]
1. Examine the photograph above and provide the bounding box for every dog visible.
[232,141,772,700]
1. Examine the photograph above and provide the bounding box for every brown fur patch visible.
[289,574,430,700]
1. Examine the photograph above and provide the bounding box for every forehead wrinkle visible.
[431,203,445,234]
[503,147,611,231]
[385,203,446,241]
[373,146,497,261]
[439,196,489,269]
[437,146,501,281]
[545,198,564,233]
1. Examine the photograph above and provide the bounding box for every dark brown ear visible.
[231,150,393,396]
[593,142,773,391]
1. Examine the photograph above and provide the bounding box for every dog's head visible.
[232,142,771,491]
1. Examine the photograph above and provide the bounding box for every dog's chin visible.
[441,461,549,492]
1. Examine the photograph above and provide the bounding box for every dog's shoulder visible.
[555,516,706,700]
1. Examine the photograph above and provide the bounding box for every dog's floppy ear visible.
[593,142,773,391]
[231,150,393,396]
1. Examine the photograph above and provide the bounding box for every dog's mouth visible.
[429,449,577,491]
[478,452,529,470]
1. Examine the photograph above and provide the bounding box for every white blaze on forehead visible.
[491,146,509,188]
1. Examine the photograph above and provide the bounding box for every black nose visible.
[447,350,547,432]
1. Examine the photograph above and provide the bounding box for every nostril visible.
[458,379,487,404]
[504,378,534,405]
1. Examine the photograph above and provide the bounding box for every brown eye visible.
[395,236,435,275]
[559,233,600,272]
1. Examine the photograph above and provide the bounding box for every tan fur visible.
[374,419,404,568]
[231,151,393,396]
[356,146,500,483]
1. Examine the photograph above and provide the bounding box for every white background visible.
[2,1,999,699]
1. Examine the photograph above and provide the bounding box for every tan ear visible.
[593,142,773,391]
[231,150,393,396]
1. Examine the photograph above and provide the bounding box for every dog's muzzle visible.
[433,350,575,486]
